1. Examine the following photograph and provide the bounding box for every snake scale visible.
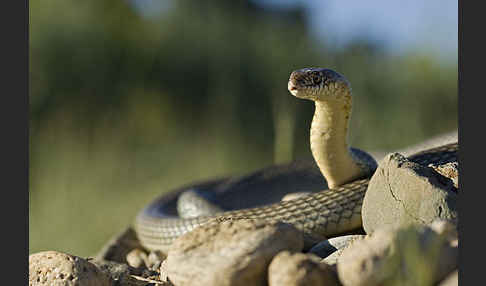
[134,68,458,253]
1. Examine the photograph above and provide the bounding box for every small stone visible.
[95,227,143,264]
[91,259,148,286]
[362,152,457,234]
[147,250,166,269]
[268,251,339,286]
[159,260,169,283]
[126,249,148,269]
[29,251,111,286]
[166,219,304,286]
[150,261,162,272]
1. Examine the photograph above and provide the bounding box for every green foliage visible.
[29,0,457,256]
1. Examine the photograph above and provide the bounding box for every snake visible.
[134,68,458,253]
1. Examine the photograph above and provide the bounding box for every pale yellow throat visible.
[310,96,364,189]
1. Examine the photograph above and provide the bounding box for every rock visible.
[362,152,457,234]
[165,219,304,286]
[29,251,111,286]
[126,249,148,269]
[336,224,458,286]
[268,251,339,286]
[429,162,459,189]
[148,250,165,264]
[147,250,165,270]
[93,227,157,285]
[144,250,165,272]
[429,219,458,244]
[125,248,166,270]
[438,270,458,286]
[91,259,161,286]
[159,260,170,283]
[336,229,394,286]
[95,227,143,264]
[281,192,312,202]
[308,235,365,259]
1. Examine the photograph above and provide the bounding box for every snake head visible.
[288,68,351,101]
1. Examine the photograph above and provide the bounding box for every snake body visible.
[134,68,458,252]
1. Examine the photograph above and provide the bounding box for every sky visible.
[131,0,458,62]
[256,0,458,61]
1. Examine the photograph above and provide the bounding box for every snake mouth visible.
[288,81,297,90]
[287,81,302,97]
[288,81,313,100]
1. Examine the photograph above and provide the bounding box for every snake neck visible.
[310,96,364,188]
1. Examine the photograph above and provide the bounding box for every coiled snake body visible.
[134,68,458,252]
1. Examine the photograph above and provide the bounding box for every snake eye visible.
[311,73,321,85]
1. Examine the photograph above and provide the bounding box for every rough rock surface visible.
[29,251,111,286]
[268,251,339,286]
[362,152,457,234]
[337,223,458,286]
[90,259,158,286]
[430,162,459,189]
[165,219,304,286]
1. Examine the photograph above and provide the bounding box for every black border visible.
[3,0,28,280]
[459,0,482,284]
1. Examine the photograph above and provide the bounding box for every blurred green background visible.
[29,0,457,257]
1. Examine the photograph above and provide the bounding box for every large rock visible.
[336,223,458,286]
[165,219,304,286]
[29,251,111,286]
[362,152,457,234]
[268,251,339,286]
